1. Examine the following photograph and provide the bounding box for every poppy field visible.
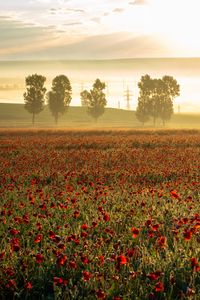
[0,129,200,300]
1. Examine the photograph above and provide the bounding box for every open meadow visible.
[0,129,200,299]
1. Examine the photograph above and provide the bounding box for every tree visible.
[24,74,46,125]
[81,79,107,121]
[160,76,180,125]
[135,97,150,126]
[47,75,72,124]
[80,90,90,107]
[136,74,180,126]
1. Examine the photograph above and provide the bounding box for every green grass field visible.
[0,103,199,129]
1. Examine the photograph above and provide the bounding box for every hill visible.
[0,103,199,129]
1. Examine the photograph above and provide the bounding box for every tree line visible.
[23,73,180,125]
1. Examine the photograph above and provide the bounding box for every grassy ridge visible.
[0,103,199,128]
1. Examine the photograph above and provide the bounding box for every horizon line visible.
[1,57,200,62]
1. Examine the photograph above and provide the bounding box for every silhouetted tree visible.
[80,90,90,107]
[160,75,180,125]
[136,74,180,126]
[81,79,107,121]
[24,74,46,125]
[47,75,72,124]
[136,98,150,126]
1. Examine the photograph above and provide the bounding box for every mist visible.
[0,58,200,113]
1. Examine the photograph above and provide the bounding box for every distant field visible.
[0,103,199,129]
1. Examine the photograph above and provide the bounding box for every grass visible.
[0,103,200,129]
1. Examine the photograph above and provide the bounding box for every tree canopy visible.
[80,79,107,121]
[136,75,180,126]
[24,74,46,125]
[47,75,72,124]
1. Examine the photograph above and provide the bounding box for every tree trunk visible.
[153,115,156,127]
[55,114,58,125]
[32,113,35,125]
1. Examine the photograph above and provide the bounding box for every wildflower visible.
[24,282,33,289]
[81,223,89,230]
[155,281,164,292]
[170,190,180,200]
[99,255,105,265]
[191,257,200,272]
[73,211,80,218]
[82,271,92,281]
[117,254,127,265]
[96,289,106,299]
[157,236,167,248]
[57,254,67,266]
[34,234,43,243]
[9,228,20,235]
[183,230,192,241]
[131,227,139,238]
[10,238,20,252]
[35,253,44,264]
[54,277,63,285]
[81,255,89,264]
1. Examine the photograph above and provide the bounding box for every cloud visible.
[64,22,82,26]
[2,32,169,60]
[129,0,147,5]
[113,8,125,13]
[0,17,58,58]
[90,17,101,24]
[63,8,85,13]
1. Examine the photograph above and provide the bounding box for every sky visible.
[0,0,200,59]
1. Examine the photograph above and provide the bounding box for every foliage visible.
[47,75,72,124]
[80,90,90,107]
[24,74,46,125]
[80,79,107,121]
[0,129,200,299]
[136,75,180,126]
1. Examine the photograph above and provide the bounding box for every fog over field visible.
[0,58,200,113]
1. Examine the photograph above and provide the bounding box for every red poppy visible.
[170,190,180,200]
[82,271,92,281]
[81,224,89,230]
[157,236,167,248]
[6,279,15,289]
[0,252,5,260]
[10,238,20,252]
[69,260,77,269]
[103,213,110,222]
[57,254,67,266]
[49,230,56,240]
[34,234,43,243]
[99,255,105,265]
[96,289,106,299]
[81,232,88,238]
[183,230,192,241]
[131,227,139,238]
[54,277,63,285]
[81,255,89,264]
[155,281,164,292]
[9,228,20,235]
[152,224,159,231]
[117,255,127,265]
[73,211,80,218]
[147,271,161,281]
[24,282,33,289]
[35,253,44,264]
[191,257,200,272]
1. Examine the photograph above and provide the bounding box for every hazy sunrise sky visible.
[1,0,200,59]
